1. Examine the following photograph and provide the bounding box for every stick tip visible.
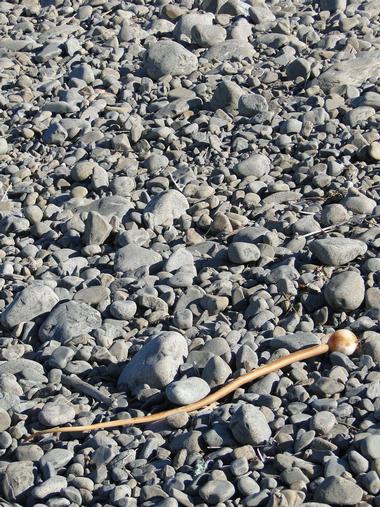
[327,329,359,355]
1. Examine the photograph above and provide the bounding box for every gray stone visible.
[310,411,336,434]
[324,271,365,312]
[238,94,268,116]
[43,122,68,145]
[173,12,214,42]
[33,476,68,500]
[199,480,235,504]
[166,377,210,405]
[114,244,162,273]
[314,476,363,505]
[233,154,271,178]
[0,137,8,155]
[2,461,35,502]
[145,40,198,80]
[310,238,367,266]
[249,2,275,23]
[286,58,311,80]
[118,331,188,390]
[143,190,189,227]
[202,355,232,388]
[347,450,369,474]
[228,242,261,264]
[38,402,76,427]
[83,211,112,246]
[39,301,102,343]
[315,51,380,92]
[360,435,380,459]
[210,80,244,115]
[109,300,137,320]
[320,204,349,226]
[269,332,320,352]
[341,193,377,214]
[0,283,59,328]
[191,24,226,47]
[40,449,74,469]
[0,408,11,431]
[203,40,255,61]
[230,405,271,445]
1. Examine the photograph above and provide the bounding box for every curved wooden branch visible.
[29,329,358,438]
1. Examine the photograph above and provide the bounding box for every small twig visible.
[1,183,11,201]
[300,223,347,239]
[61,374,112,407]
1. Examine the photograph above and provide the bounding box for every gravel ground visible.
[1,0,380,505]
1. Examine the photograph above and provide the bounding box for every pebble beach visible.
[1,0,380,505]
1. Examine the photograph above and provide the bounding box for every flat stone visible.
[315,51,380,92]
[203,40,255,61]
[228,242,261,264]
[166,377,210,405]
[145,40,198,80]
[360,435,380,459]
[2,461,35,502]
[0,283,59,328]
[39,301,102,343]
[310,238,367,266]
[314,476,363,505]
[269,332,320,352]
[114,244,162,273]
[38,402,76,427]
[199,480,235,505]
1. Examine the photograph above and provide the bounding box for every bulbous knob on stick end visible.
[327,329,358,355]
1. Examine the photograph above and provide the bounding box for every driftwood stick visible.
[29,330,358,438]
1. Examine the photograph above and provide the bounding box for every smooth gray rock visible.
[191,24,226,47]
[39,301,102,343]
[143,189,189,226]
[32,476,68,500]
[238,93,268,116]
[40,449,74,469]
[203,40,255,61]
[109,300,137,320]
[199,480,235,504]
[310,238,367,266]
[173,12,214,42]
[315,51,380,92]
[83,211,112,246]
[118,331,188,390]
[360,435,380,459]
[249,2,275,23]
[2,461,35,502]
[38,402,76,427]
[114,244,162,273]
[0,283,59,328]
[210,79,243,115]
[313,476,363,505]
[228,242,261,264]
[324,271,365,312]
[166,377,210,405]
[145,40,198,80]
[202,355,232,388]
[269,332,320,351]
[233,154,271,178]
[230,405,271,445]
